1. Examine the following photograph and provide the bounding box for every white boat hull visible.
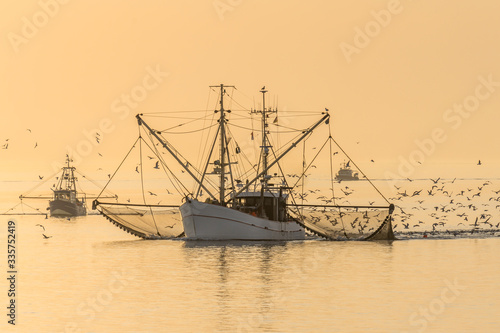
[180,199,305,240]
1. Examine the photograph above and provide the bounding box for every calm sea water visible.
[0,214,499,333]
[1,179,500,332]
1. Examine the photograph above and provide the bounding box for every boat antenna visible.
[209,84,235,205]
[251,86,276,188]
[219,84,226,205]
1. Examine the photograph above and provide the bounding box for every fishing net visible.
[96,202,184,239]
[291,205,394,241]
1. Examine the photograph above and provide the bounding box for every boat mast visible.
[209,84,234,205]
[218,84,226,205]
[58,155,76,192]
[228,112,330,203]
[251,87,276,188]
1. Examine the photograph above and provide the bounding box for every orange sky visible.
[2,0,500,181]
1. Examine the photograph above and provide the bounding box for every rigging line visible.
[230,113,330,201]
[152,131,220,193]
[196,87,214,178]
[96,136,141,200]
[271,123,303,132]
[291,135,329,189]
[222,126,259,185]
[19,168,62,198]
[224,125,251,179]
[141,110,218,114]
[274,109,282,161]
[275,114,324,117]
[153,132,204,177]
[144,115,213,120]
[149,132,200,195]
[230,122,302,134]
[268,110,323,114]
[142,131,190,196]
[20,201,44,214]
[159,123,218,135]
[268,141,293,192]
[196,88,221,176]
[158,114,217,132]
[233,86,255,104]
[96,201,180,208]
[262,133,301,213]
[74,170,117,199]
[195,125,220,198]
[138,115,219,200]
[224,130,236,200]
[149,136,210,198]
[270,131,306,157]
[233,138,258,182]
[139,136,161,237]
[301,140,306,213]
[330,136,390,205]
[1,202,21,215]
[328,130,337,206]
[224,94,251,112]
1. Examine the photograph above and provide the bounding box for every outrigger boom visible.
[94,84,394,241]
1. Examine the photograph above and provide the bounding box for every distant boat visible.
[335,161,359,181]
[49,156,86,217]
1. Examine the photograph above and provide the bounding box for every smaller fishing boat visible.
[49,156,86,217]
[335,161,359,181]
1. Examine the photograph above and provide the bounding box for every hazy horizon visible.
[2,1,500,182]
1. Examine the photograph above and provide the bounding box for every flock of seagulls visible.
[388,177,500,238]
[3,128,495,240]
[290,173,500,239]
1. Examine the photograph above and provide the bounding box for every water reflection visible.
[181,240,290,332]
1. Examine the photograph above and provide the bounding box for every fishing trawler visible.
[335,161,359,181]
[94,84,394,241]
[49,156,86,217]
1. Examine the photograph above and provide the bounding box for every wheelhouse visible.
[233,190,288,221]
